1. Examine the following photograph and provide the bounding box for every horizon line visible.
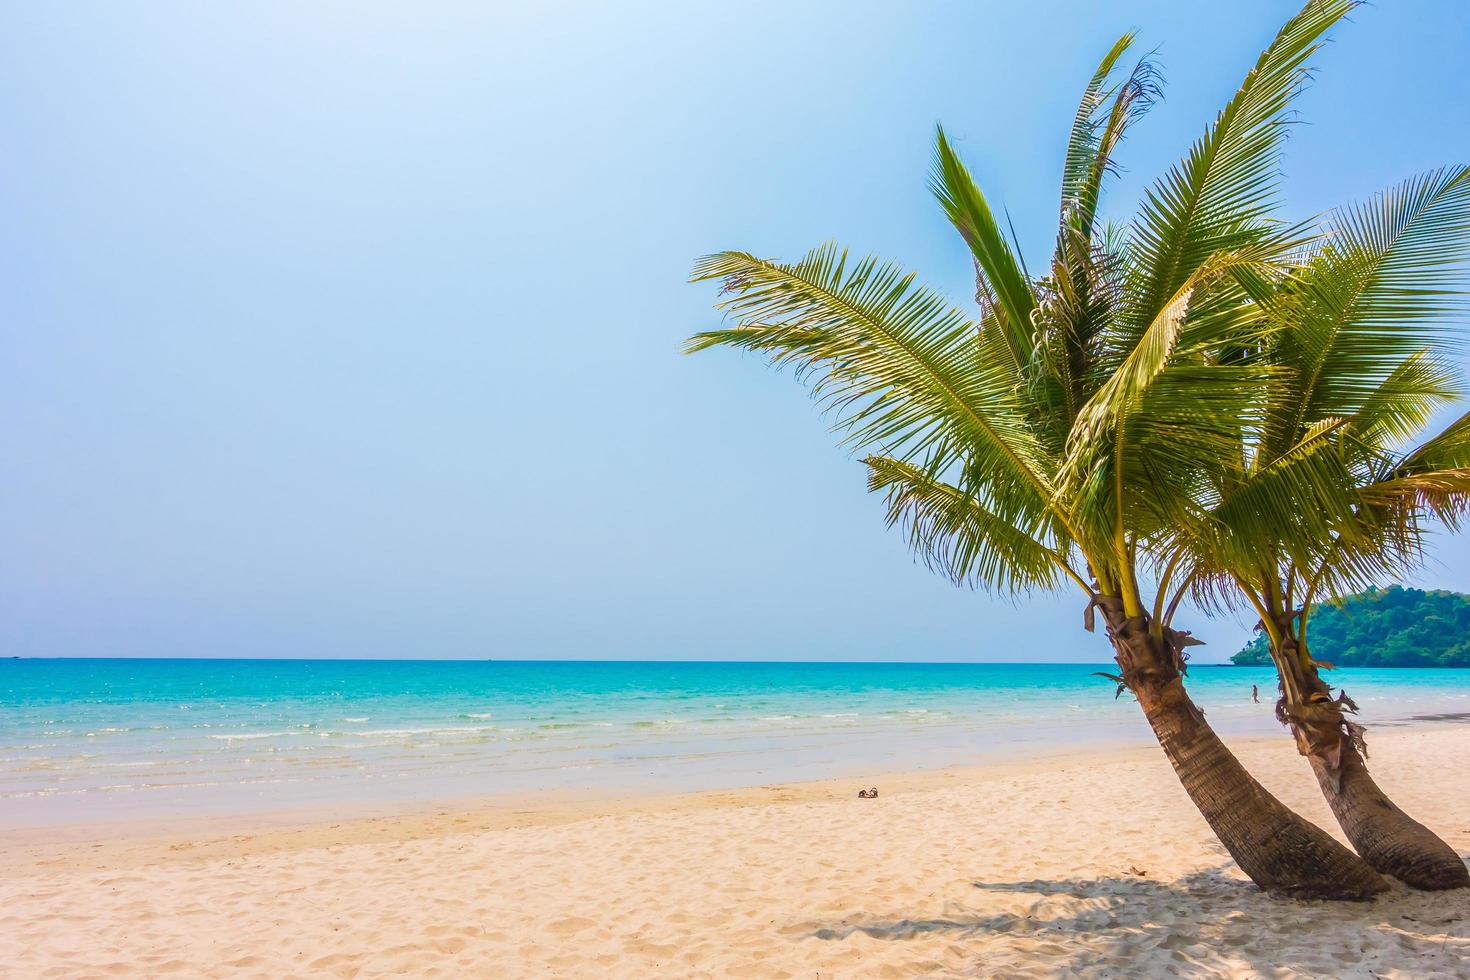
[4,655,1252,666]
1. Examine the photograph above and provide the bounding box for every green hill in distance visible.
[1231,586,1470,668]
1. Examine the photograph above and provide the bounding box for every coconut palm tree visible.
[688,0,1387,898]
[1166,168,1470,889]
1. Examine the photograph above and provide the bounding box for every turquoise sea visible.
[3,659,1467,826]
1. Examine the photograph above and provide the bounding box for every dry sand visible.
[2,725,1468,979]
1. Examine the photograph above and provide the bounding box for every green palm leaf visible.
[1045,46,1162,429]
[864,455,1071,593]
[1346,351,1463,449]
[1060,38,1162,246]
[1062,249,1279,547]
[1361,409,1470,530]
[1263,166,1470,457]
[686,245,1059,526]
[1127,0,1354,334]
[1059,32,1138,217]
[931,128,1035,371]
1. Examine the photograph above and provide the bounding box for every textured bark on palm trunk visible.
[1277,641,1469,891]
[1099,603,1387,899]
[1307,741,1469,890]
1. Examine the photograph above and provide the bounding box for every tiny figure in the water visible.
[1252,684,1259,704]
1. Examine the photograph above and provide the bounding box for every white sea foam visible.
[208,732,294,741]
[356,726,496,738]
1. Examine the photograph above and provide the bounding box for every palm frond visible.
[1061,249,1278,544]
[1347,351,1462,450]
[1207,424,1366,570]
[865,455,1069,593]
[687,246,1059,526]
[1042,47,1163,434]
[1065,48,1163,245]
[1394,408,1470,473]
[1059,32,1137,215]
[1127,0,1354,333]
[1364,408,1470,529]
[1264,166,1470,455]
[931,128,1036,370]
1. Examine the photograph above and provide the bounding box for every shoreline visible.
[5,718,1466,871]
[0,730,1162,875]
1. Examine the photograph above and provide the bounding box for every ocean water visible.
[2,659,1467,827]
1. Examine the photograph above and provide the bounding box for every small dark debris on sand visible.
[857,787,879,799]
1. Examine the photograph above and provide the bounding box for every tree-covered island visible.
[1232,586,1470,667]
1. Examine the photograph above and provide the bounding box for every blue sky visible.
[3,1,1469,662]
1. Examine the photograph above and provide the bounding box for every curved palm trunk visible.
[1276,638,1468,891]
[1307,742,1469,890]
[1099,601,1387,899]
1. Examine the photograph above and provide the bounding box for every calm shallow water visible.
[2,659,1467,826]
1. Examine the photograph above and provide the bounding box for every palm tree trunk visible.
[1099,601,1387,899]
[1277,640,1469,891]
[1307,740,1469,890]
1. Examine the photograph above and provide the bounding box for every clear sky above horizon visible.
[4,1,1470,663]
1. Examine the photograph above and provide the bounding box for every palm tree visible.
[1168,168,1470,888]
[689,0,1387,898]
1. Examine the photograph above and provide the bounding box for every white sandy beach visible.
[2,725,1467,979]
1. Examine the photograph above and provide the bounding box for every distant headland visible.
[1231,586,1470,668]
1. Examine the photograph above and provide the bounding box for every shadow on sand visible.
[788,864,1470,977]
